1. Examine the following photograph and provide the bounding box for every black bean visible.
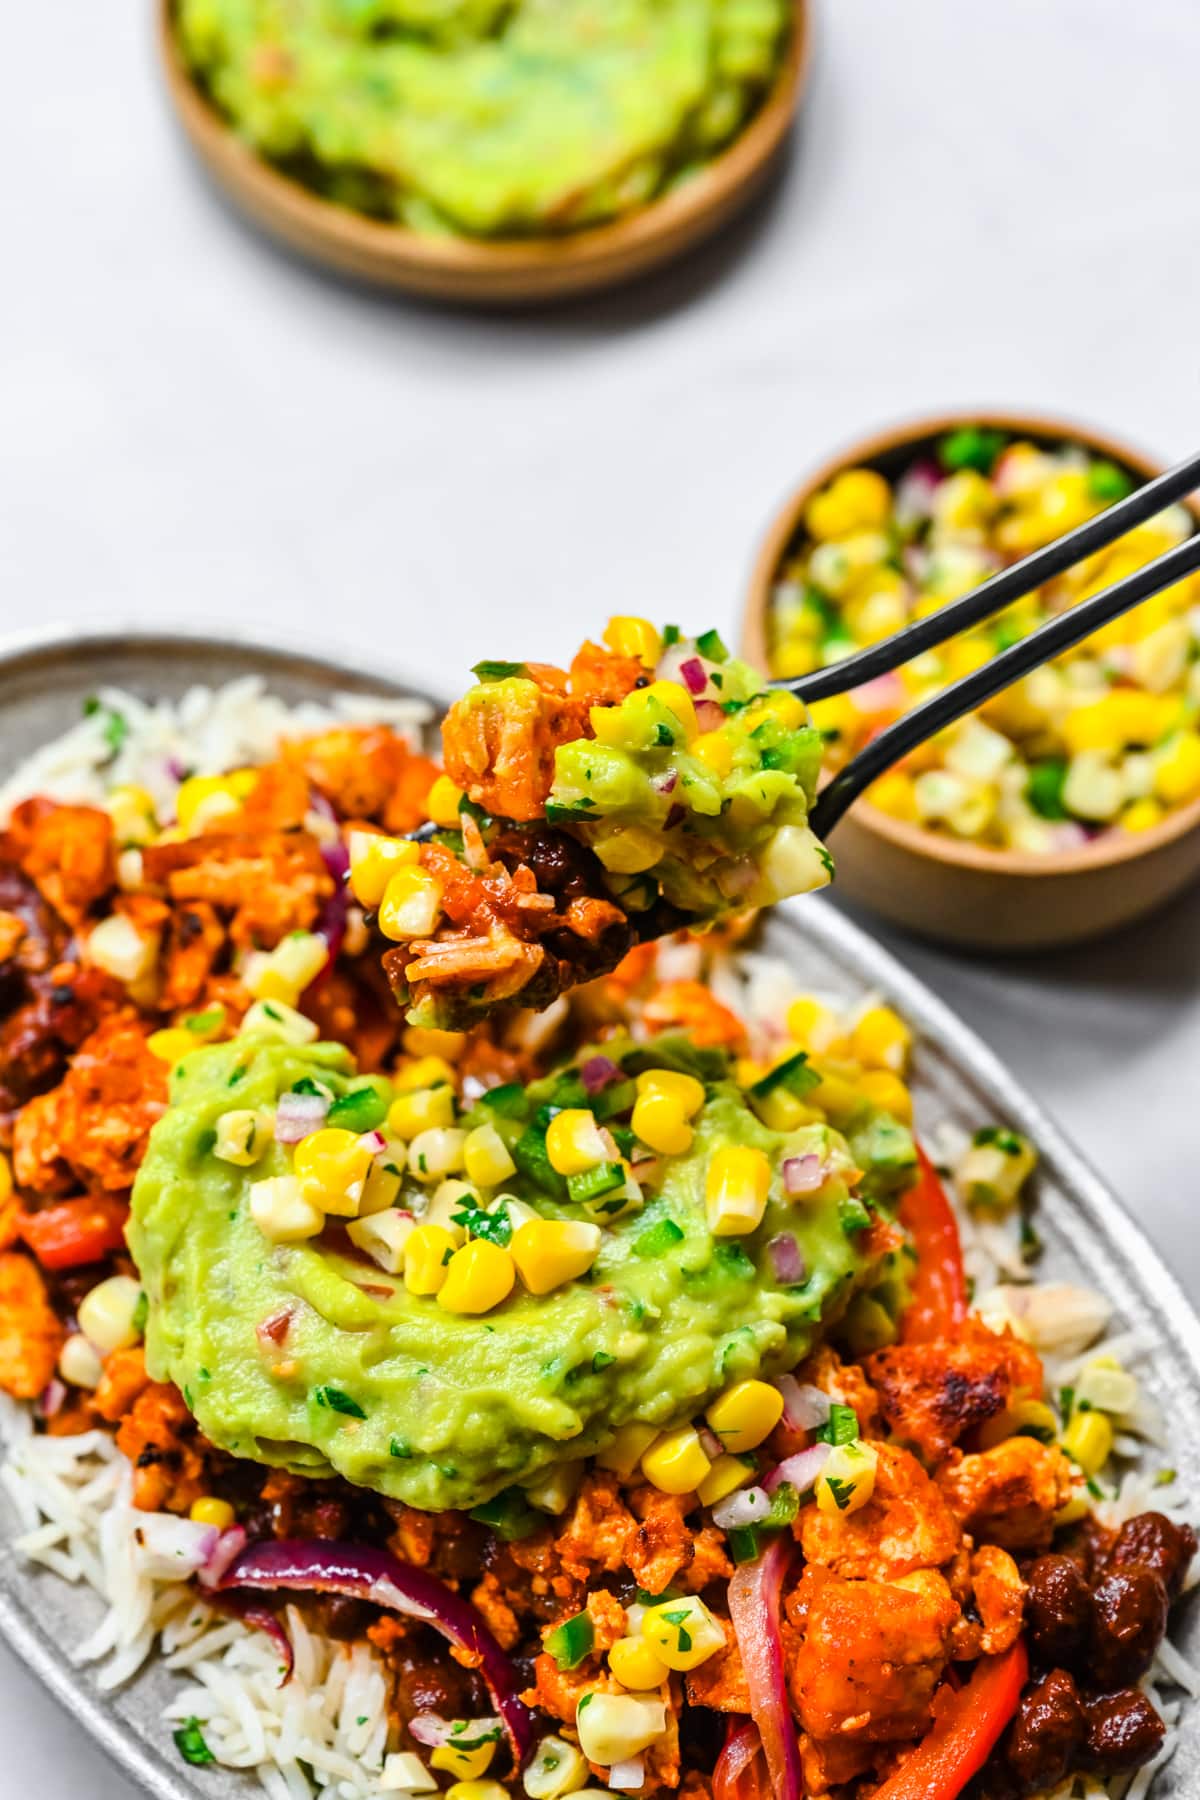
[1006,1669,1086,1792]
[1107,1511,1197,1601]
[1090,1566,1169,1688]
[1085,1689,1165,1775]
[1025,1555,1093,1669]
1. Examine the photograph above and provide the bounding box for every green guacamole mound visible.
[176,0,791,238]
[129,1035,908,1512]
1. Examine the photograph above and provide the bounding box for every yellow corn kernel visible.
[735,1057,765,1088]
[213,1106,274,1166]
[805,1065,860,1125]
[146,1027,196,1065]
[857,1069,913,1124]
[771,640,819,680]
[439,1239,516,1314]
[78,1275,144,1353]
[1063,691,1178,756]
[850,1006,912,1074]
[942,636,994,683]
[574,1694,668,1769]
[59,1333,104,1389]
[431,1734,498,1782]
[446,1784,509,1800]
[426,774,466,829]
[805,468,892,540]
[604,615,662,668]
[641,1594,725,1672]
[409,1127,467,1183]
[545,1109,608,1176]
[705,1380,784,1454]
[378,867,444,942]
[241,954,298,1007]
[1076,1355,1139,1417]
[609,1637,669,1691]
[249,1175,325,1243]
[644,679,698,742]
[640,1426,712,1495]
[705,1145,771,1236]
[395,1054,457,1094]
[511,1219,602,1295]
[463,1122,516,1188]
[635,1070,706,1118]
[594,1422,660,1478]
[691,730,733,778]
[241,999,320,1046]
[347,830,420,908]
[815,1441,879,1516]
[1154,731,1200,806]
[697,1454,755,1508]
[977,1399,1059,1453]
[176,774,245,833]
[808,694,863,751]
[404,1224,457,1296]
[867,770,919,824]
[404,1026,466,1059]
[1062,1409,1114,1477]
[522,1736,589,1800]
[105,784,158,846]
[785,998,844,1055]
[88,914,159,985]
[389,1085,456,1139]
[751,1086,813,1133]
[294,1127,375,1217]
[190,1496,236,1532]
[1121,798,1165,833]
[631,1090,693,1158]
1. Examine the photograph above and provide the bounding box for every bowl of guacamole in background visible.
[158,0,809,302]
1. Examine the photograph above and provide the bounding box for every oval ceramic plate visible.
[0,626,1197,1798]
[157,1,811,305]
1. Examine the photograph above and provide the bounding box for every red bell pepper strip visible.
[871,1640,1028,1800]
[713,1720,773,1800]
[899,1146,968,1343]
[17,1196,129,1270]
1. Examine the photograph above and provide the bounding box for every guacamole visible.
[176,0,792,237]
[129,1036,904,1511]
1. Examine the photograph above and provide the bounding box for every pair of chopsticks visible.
[790,449,1200,840]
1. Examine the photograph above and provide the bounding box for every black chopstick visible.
[810,531,1200,840]
[781,445,1200,705]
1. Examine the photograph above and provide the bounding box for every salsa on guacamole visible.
[129,1028,911,1512]
[176,0,792,238]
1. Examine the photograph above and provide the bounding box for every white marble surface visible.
[3,0,1199,1790]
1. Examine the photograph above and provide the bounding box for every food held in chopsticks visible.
[174,0,791,238]
[370,624,830,1027]
[768,427,1200,850]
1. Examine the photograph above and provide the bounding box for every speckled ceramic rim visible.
[0,624,1197,1799]
[156,0,812,304]
[743,409,1200,878]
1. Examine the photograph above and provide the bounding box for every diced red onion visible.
[357,1130,387,1157]
[219,1538,537,1759]
[763,1443,829,1496]
[37,1378,66,1420]
[275,1092,330,1144]
[694,698,724,733]
[136,1513,219,1581]
[782,1154,823,1197]
[198,1525,249,1590]
[408,1712,502,1748]
[711,1485,771,1530]
[610,1757,645,1791]
[257,1307,293,1347]
[850,672,905,716]
[580,1055,621,1096]
[652,771,679,795]
[698,1424,724,1462]
[774,1375,830,1433]
[716,860,759,901]
[728,1537,805,1800]
[678,657,708,696]
[766,1233,806,1285]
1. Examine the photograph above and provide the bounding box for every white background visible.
[3,0,1199,1789]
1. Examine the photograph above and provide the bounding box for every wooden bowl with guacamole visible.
[158,0,810,305]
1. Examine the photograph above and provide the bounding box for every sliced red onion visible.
[728,1537,804,1800]
[763,1442,829,1496]
[219,1538,537,1760]
[409,1713,464,1748]
[198,1525,249,1591]
[713,1719,764,1800]
[698,1423,724,1461]
[766,1234,806,1285]
[694,698,725,734]
[782,1154,823,1197]
[357,1129,387,1156]
[275,1092,330,1144]
[315,836,351,972]
[774,1375,830,1433]
[711,1485,771,1530]
[678,657,708,696]
[610,1757,645,1791]
[257,1307,293,1347]
[580,1055,621,1096]
[37,1378,66,1420]
[135,1514,219,1581]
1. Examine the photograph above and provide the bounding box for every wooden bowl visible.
[743,411,1200,953]
[157,0,811,305]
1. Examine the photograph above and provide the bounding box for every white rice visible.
[0,696,1195,1797]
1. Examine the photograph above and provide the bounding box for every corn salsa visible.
[767,427,1200,851]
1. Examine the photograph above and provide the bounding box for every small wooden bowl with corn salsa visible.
[743,413,1200,951]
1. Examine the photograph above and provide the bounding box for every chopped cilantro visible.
[173,1718,215,1766]
[471,660,526,681]
[313,1385,366,1419]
